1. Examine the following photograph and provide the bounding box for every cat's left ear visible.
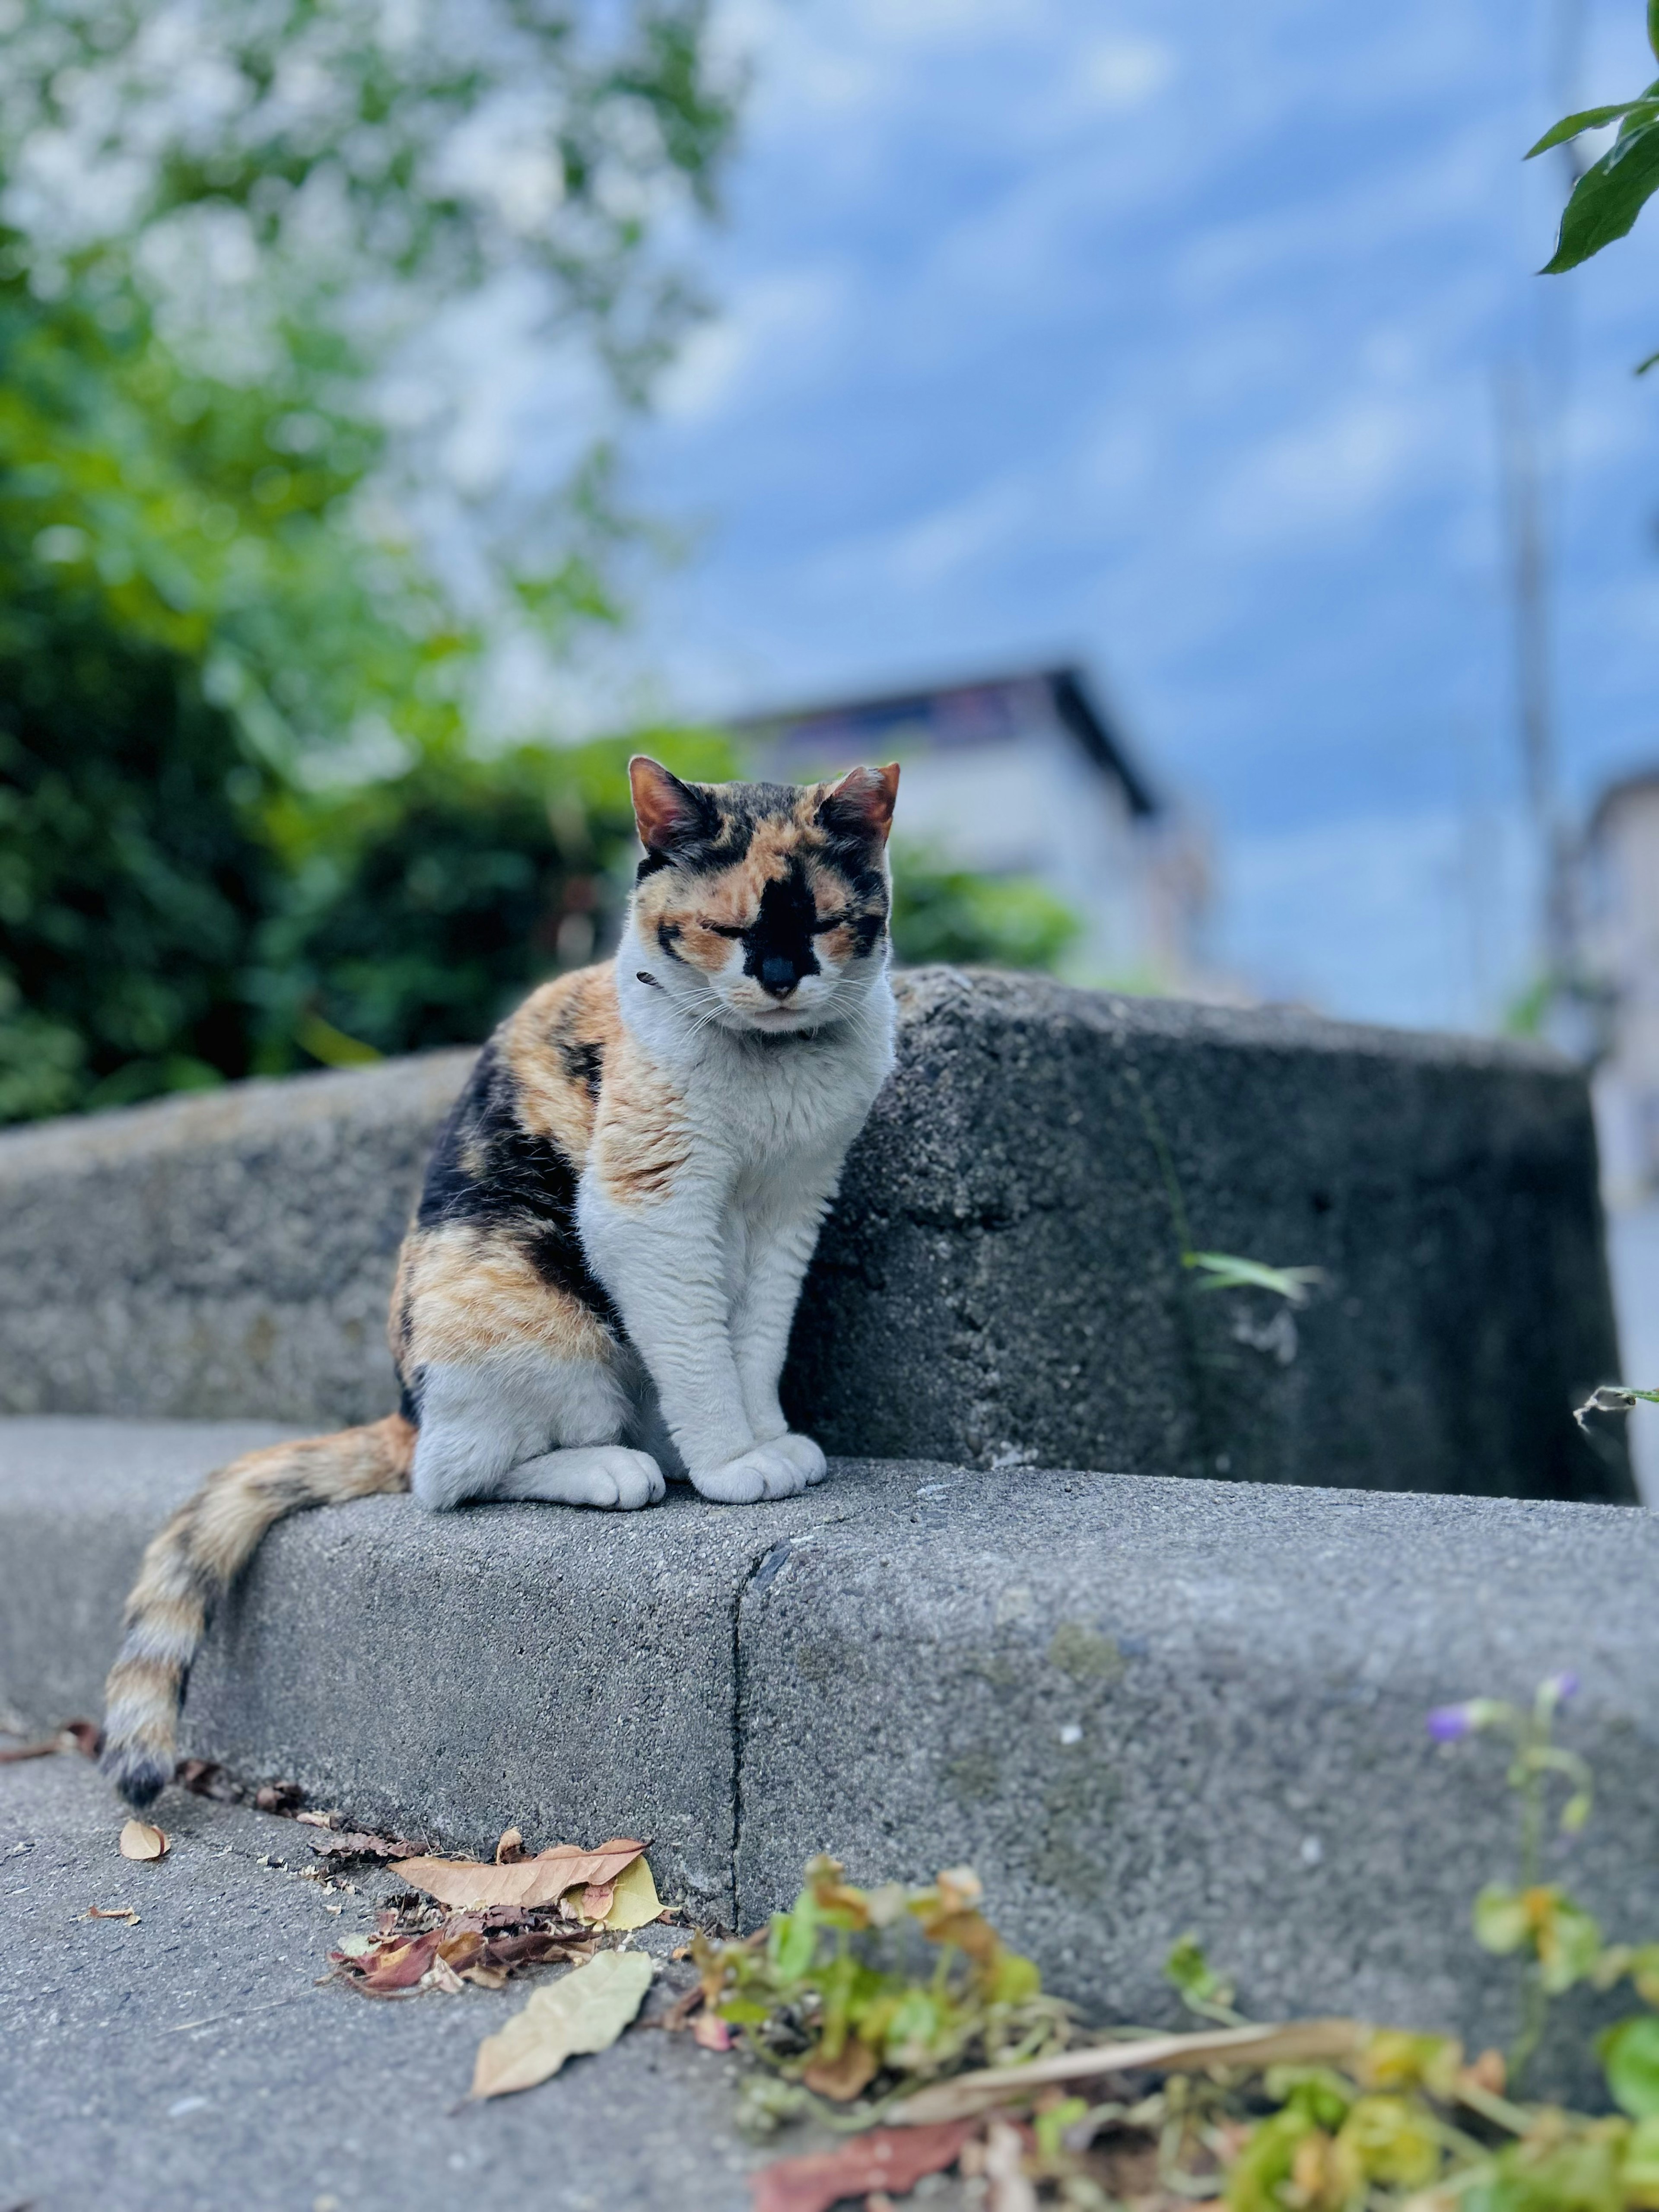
[819,763,899,846]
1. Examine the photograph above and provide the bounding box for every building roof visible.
[725,664,1160,819]
[1588,765,1659,842]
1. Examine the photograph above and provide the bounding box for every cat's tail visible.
[100,1414,416,1809]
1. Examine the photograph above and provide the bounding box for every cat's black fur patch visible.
[416,1044,623,1336]
[743,859,823,996]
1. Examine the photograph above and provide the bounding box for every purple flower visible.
[1427,1704,1475,1742]
[1543,1672,1580,1704]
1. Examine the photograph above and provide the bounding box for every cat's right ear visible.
[629,756,710,853]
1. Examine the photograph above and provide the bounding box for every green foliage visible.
[0,0,738,1117]
[691,1856,1067,2131]
[1527,6,1659,313]
[888,840,1083,973]
[251,730,735,1068]
[1602,2019,1659,2121]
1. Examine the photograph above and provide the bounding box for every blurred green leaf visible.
[1183,1252,1324,1306]
[1542,118,1659,271]
[1526,90,1659,158]
[1474,1884,1531,1956]
[1602,2015,1659,2117]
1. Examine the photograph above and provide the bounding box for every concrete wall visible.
[0,969,1631,1501]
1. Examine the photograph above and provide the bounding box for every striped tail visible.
[100,1414,415,1809]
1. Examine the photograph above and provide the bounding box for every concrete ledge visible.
[0,972,1630,1501]
[4,1416,1656,2072]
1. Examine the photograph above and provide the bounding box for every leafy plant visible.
[1526,1,1659,374]
[888,840,1084,973]
[691,1856,1069,2131]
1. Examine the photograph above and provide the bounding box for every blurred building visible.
[1583,768,1659,1208]
[727,665,1212,989]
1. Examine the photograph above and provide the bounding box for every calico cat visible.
[100,755,899,1809]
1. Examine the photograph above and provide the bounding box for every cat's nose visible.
[758,956,799,998]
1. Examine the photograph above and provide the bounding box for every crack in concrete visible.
[730,1539,791,1936]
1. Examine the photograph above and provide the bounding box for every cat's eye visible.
[810,911,851,934]
[699,919,746,939]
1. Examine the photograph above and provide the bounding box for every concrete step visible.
[0,971,1631,1503]
[4,1415,1656,2093]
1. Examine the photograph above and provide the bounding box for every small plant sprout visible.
[1427,1676,1599,2085]
[1182,1253,1325,1307]
[1575,1385,1659,1432]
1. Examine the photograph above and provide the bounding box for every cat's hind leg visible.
[494,1445,664,1509]
[410,1349,660,1512]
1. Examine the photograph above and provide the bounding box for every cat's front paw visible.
[693,1442,814,1503]
[771,1432,827,1485]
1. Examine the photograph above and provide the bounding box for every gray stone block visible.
[3,1419,1655,2085]
[0,972,1630,1501]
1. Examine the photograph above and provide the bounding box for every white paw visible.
[772,1432,828,1486]
[692,1442,813,1504]
[511,1446,665,1510]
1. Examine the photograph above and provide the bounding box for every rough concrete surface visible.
[4,1419,1656,2100]
[0,1751,802,2212]
[0,972,1629,1502]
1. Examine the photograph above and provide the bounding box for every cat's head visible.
[626,757,899,1034]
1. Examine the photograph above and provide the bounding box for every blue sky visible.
[603,0,1659,1030]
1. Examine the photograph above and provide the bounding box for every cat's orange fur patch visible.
[399,1223,613,1367]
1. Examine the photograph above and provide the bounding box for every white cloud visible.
[654,267,851,423]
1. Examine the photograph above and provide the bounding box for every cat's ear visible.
[629,756,711,853]
[819,763,899,847]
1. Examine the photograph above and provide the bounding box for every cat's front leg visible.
[728,1174,839,1486]
[578,1178,815,1503]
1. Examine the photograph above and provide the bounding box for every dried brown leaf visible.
[295,1810,334,1829]
[339,1929,444,1994]
[692,2012,733,2052]
[85,1904,140,1923]
[749,2122,977,2212]
[118,1820,168,1862]
[660,1984,706,2033]
[175,1759,241,1802]
[801,2037,880,2101]
[496,1827,525,1864]
[580,1880,616,1920]
[891,2019,1365,2127]
[309,1828,426,1862]
[393,1838,646,1913]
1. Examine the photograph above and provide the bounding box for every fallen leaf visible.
[118,1820,168,1862]
[176,1759,242,1802]
[496,1827,525,1864]
[580,1880,616,1920]
[85,1904,140,1923]
[0,1719,101,1764]
[471,1948,655,2098]
[692,2012,733,2052]
[424,1955,467,1995]
[890,2018,1364,2127]
[295,1810,334,1829]
[597,1855,664,1932]
[481,1929,589,1973]
[337,1929,444,1996]
[749,2122,976,2212]
[310,1828,426,1862]
[394,1839,646,1913]
[802,2037,880,2101]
